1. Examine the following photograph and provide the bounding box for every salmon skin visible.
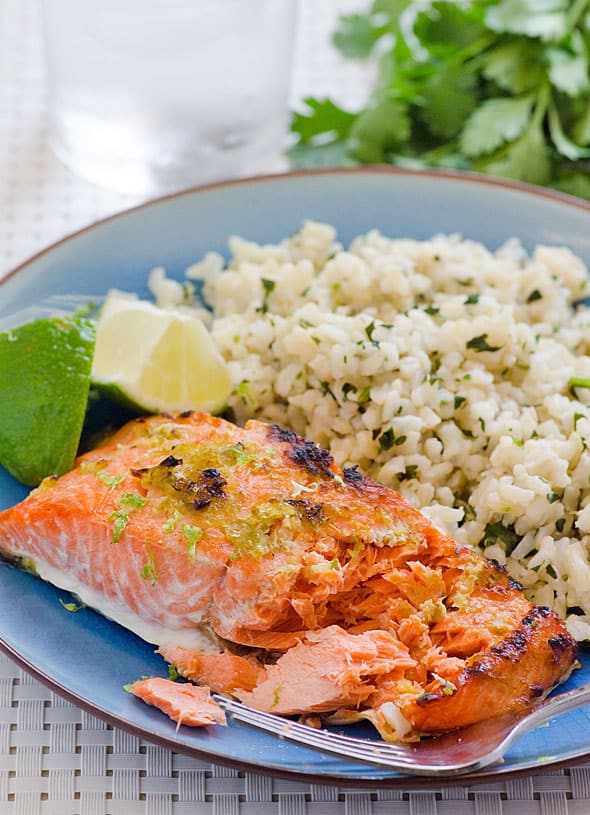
[0,411,577,740]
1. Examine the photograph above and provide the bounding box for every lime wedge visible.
[91,291,232,414]
[0,316,95,485]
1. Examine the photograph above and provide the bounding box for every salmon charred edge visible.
[268,424,336,478]
[268,423,368,487]
[0,411,579,741]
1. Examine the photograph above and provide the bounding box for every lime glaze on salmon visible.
[0,412,577,739]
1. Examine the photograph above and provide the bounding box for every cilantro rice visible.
[151,221,590,641]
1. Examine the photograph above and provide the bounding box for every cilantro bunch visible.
[290,0,590,199]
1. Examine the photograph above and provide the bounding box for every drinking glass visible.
[42,1,297,195]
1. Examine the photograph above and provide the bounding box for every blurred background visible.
[3,0,589,281]
[0,0,369,278]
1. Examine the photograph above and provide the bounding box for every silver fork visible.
[214,683,590,777]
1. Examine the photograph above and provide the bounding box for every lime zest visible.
[108,492,148,542]
[96,471,124,489]
[141,548,158,586]
[183,524,203,562]
[108,509,130,543]
[58,598,84,613]
[119,492,148,509]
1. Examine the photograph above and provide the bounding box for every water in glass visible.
[42,1,297,195]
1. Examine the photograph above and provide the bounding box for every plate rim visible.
[4,632,590,788]
[2,166,590,786]
[2,166,589,293]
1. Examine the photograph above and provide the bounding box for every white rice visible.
[151,221,590,641]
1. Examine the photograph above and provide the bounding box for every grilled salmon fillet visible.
[0,411,577,739]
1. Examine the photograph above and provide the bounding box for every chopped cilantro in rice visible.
[151,221,590,641]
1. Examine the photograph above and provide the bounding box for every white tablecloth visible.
[1,1,590,812]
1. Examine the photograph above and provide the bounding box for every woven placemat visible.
[3,651,590,815]
[2,0,590,812]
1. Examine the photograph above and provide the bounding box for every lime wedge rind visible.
[0,316,96,486]
[0,295,103,332]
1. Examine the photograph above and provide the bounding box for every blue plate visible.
[2,168,590,785]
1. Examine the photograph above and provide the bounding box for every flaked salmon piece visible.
[128,677,226,728]
[157,645,264,693]
[237,625,416,715]
[0,411,578,740]
[225,630,304,650]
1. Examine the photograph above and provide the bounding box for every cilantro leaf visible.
[289,0,590,192]
[479,121,552,185]
[485,0,569,41]
[378,428,395,450]
[554,170,590,200]
[399,464,418,481]
[547,32,590,96]
[288,140,357,169]
[371,0,414,21]
[573,105,590,145]
[419,145,469,170]
[376,46,439,116]
[466,334,502,352]
[349,98,411,162]
[420,64,478,138]
[482,41,545,93]
[291,98,358,144]
[390,153,433,169]
[413,2,487,55]
[482,520,522,554]
[332,13,387,58]
[548,102,590,160]
[461,95,534,157]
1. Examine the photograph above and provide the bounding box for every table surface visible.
[2,1,590,813]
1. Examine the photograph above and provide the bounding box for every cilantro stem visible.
[422,141,462,163]
[291,1,590,200]
[566,0,590,33]
[532,84,550,130]
[549,100,590,160]
[455,34,497,67]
